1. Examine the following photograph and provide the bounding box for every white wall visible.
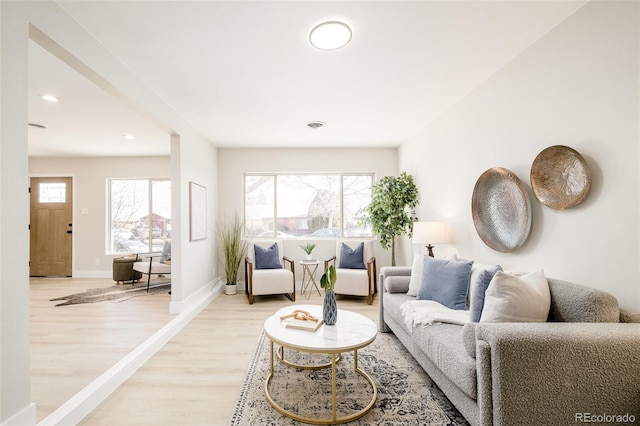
[217,148,399,283]
[29,156,171,276]
[399,1,640,310]
[1,1,218,422]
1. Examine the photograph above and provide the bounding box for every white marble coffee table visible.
[263,304,378,424]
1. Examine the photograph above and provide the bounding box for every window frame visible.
[242,172,374,239]
[107,177,171,254]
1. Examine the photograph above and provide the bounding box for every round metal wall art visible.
[471,167,532,253]
[530,145,591,210]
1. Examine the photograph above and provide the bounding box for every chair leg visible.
[146,273,151,292]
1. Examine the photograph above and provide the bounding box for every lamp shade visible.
[412,222,449,245]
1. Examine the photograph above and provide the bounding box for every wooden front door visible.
[30,177,73,277]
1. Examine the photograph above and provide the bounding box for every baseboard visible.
[169,277,224,314]
[72,270,111,279]
[38,280,223,426]
[1,403,36,426]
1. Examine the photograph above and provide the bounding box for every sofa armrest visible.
[475,323,640,426]
[379,266,413,332]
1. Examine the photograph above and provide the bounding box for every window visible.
[244,174,373,238]
[39,182,66,203]
[108,179,171,253]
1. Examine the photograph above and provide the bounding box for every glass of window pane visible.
[151,180,171,251]
[245,175,275,237]
[343,175,373,237]
[278,175,340,237]
[110,180,149,253]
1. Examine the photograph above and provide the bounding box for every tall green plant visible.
[360,172,419,266]
[216,213,248,285]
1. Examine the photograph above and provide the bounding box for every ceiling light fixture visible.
[306,121,326,129]
[41,94,59,103]
[123,134,136,140]
[309,21,352,50]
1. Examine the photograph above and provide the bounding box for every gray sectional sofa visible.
[379,266,640,426]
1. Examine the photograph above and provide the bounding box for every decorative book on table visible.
[280,309,323,332]
[281,317,324,332]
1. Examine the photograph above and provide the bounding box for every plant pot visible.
[323,290,338,325]
[225,283,237,295]
[305,254,313,261]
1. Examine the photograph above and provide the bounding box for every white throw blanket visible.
[400,300,470,332]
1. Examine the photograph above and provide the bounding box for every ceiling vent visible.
[306,121,326,129]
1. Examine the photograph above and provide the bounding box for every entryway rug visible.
[229,330,469,425]
[50,279,171,306]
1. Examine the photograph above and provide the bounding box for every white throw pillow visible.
[479,269,551,323]
[407,253,424,297]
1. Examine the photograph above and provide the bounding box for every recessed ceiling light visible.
[41,94,59,103]
[123,134,136,140]
[306,121,326,129]
[309,21,352,50]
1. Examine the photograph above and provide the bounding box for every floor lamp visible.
[412,222,449,257]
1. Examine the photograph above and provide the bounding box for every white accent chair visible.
[244,240,295,304]
[325,240,377,305]
[132,241,171,292]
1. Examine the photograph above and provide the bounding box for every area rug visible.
[229,330,469,425]
[50,278,171,306]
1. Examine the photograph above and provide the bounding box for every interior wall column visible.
[0,2,36,425]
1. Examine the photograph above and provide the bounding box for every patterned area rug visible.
[229,330,469,425]
[50,278,171,306]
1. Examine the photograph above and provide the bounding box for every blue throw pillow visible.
[469,265,502,322]
[254,243,282,269]
[416,256,473,310]
[338,242,366,269]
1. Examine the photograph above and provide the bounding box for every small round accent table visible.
[300,260,321,299]
[263,305,378,424]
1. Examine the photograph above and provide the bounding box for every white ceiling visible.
[28,1,587,157]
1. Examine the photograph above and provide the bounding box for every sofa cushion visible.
[412,323,478,400]
[417,256,473,310]
[338,242,366,269]
[254,243,282,269]
[469,265,502,322]
[547,278,619,322]
[382,292,415,335]
[480,270,550,323]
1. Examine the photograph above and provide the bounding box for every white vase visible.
[305,253,313,261]
[225,283,237,295]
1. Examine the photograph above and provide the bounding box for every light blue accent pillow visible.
[416,256,473,310]
[254,243,282,269]
[338,242,366,269]
[469,265,502,322]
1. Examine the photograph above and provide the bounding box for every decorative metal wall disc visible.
[530,145,591,210]
[472,167,532,252]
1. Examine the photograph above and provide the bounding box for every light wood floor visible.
[30,278,379,425]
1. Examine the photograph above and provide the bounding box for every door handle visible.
[67,230,72,234]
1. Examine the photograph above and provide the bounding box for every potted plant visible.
[299,242,317,261]
[320,264,337,325]
[216,213,248,295]
[360,171,419,266]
